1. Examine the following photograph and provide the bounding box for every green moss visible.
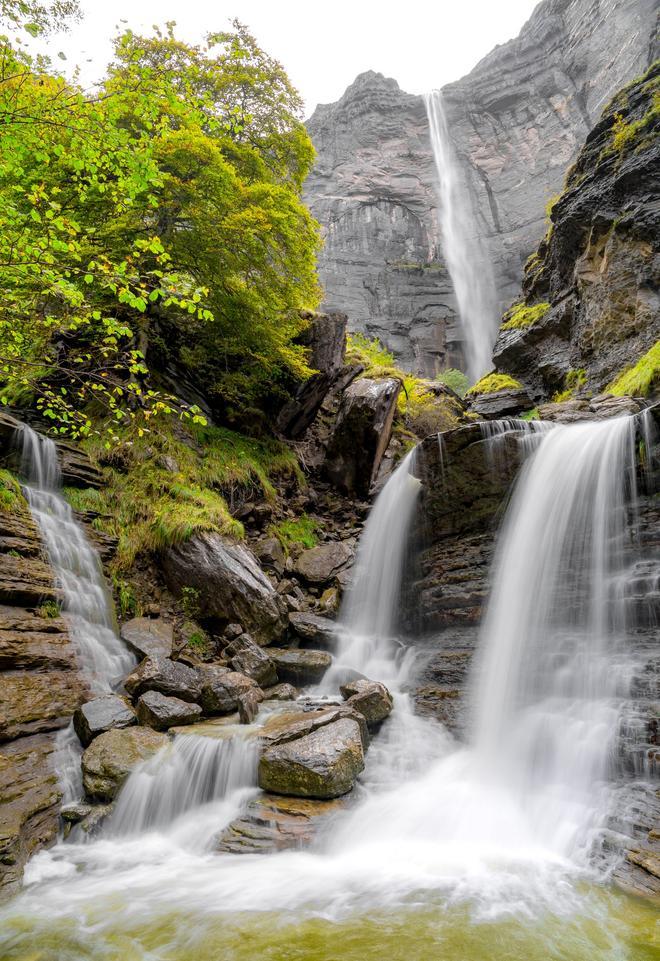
[466,373,523,396]
[270,515,319,552]
[435,368,470,397]
[601,63,660,160]
[500,302,550,332]
[606,342,660,397]
[0,469,22,514]
[552,368,587,403]
[520,408,540,421]
[345,333,396,375]
[79,419,303,573]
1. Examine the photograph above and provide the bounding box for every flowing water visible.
[1,416,657,959]
[424,90,498,381]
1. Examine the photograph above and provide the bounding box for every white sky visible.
[51,0,541,115]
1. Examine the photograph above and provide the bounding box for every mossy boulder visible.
[81,727,168,802]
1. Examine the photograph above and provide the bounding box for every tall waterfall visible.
[17,425,133,800]
[424,90,497,381]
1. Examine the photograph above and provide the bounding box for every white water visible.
[0,415,653,948]
[17,425,134,799]
[425,90,498,381]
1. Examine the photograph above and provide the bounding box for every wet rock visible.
[136,691,202,731]
[267,648,332,685]
[223,634,277,688]
[61,801,113,838]
[217,793,345,854]
[120,617,173,660]
[293,542,352,585]
[237,689,260,724]
[262,682,298,701]
[468,386,532,420]
[254,536,285,575]
[200,669,260,715]
[288,611,336,647]
[259,715,365,799]
[225,623,243,640]
[73,694,136,747]
[161,532,287,645]
[81,727,168,802]
[324,377,401,497]
[340,679,393,728]
[124,657,202,704]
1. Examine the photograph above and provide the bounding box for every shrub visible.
[436,368,470,397]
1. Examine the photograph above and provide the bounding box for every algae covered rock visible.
[258,715,365,799]
[81,727,168,801]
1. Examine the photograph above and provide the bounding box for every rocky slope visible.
[304,0,659,373]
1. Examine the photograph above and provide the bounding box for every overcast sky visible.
[53,0,540,115]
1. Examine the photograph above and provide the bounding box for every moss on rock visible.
[466,373,523,396]
[606,342,660,397]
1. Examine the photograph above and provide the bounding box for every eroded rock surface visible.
[73,695,136,747]
[81,727,168,802]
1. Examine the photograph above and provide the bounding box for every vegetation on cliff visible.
[466,373,523,395]
[607,342,660,398]
[500,302,549,332]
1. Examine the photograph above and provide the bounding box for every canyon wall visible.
[304,0,659,374]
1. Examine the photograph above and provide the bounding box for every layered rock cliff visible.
[304,0,659,374]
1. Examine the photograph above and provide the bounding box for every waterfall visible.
[16,425,133,800]
[471,416,641,857]
[424,90,497,381]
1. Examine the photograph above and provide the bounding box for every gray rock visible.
[262,682,298,701]
[468,387,532,420]
[200,669,259,715]
[254,536,285,575]
[288,611,336,647]
[124,657,202,703]
[258,715,365,799]
[161,532,287,645]
[136,690,202,731]
[120,617,173,660]
[223,633,277,688]
[237,688,260,724]
[293,542,353,585]
[267,648,332,685]
[81,727,168,802]
[73,694,136,747]
[340,679,394,728]
[324,378,401,497]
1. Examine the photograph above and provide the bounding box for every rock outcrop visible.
[81,727,168,802]
[304,0,658,373]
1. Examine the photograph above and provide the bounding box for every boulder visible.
[259,715,365,799]
[267,648,332,685]
[161,532,287,645]
[340,678,393,728]
[81,727,168,802]
[124,657,202,704]
[288,611,337,647]
[73,694,136,747]
[217,793,345,854]
[200,669,260,715]
[253,536,285,575]
[468,386,532,420]
[223,633,277,688]
[136,691,202,731]
[323,377,401,497]
[237,688,260,724]
[120,617,173,660]
[293,542,353,585]
[262,682,298,701]
[276,312,348,439]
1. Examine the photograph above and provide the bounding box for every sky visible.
[49,0,541,116]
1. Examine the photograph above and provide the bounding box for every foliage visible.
[37,599,60,618]
[435,367,470,397]
[0,468,21,512]
[180,586,201,620]
[0,19,320,439]
[182,621,212,657]
[606,342,660,398]
[270,515,318,552]
[466,373,523,395]
[113,577,138,618]
[520,408,540,421]
[0,0,80,34]
[552,368,587,403]
[500,302,550,332]
[345,333,396,375]
[71,418,302,572]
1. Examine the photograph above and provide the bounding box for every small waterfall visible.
[331,449,422,683]
[472,416,641,857]
[16,425,133,801]
[109,734,259,844]
[424,90,497,382]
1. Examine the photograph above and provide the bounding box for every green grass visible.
[466,373,523,396]
[0,469,22,514]
[520,408,540,421]
[436,368,470,397]
[606,342,660,397]
[270,515,319,552]
[68,419,304,573]
[345,332,397,376]
[500,302,550,332]
[37,600,60,618]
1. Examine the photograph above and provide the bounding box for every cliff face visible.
[304,0,659,373]
[491,59,660,402]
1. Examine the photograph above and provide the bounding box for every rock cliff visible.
[304,0,659,374]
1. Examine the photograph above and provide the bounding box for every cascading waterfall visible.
[16,425,134,799]
[424,90,497,381]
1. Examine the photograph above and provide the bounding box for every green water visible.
[2,888,657,961]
